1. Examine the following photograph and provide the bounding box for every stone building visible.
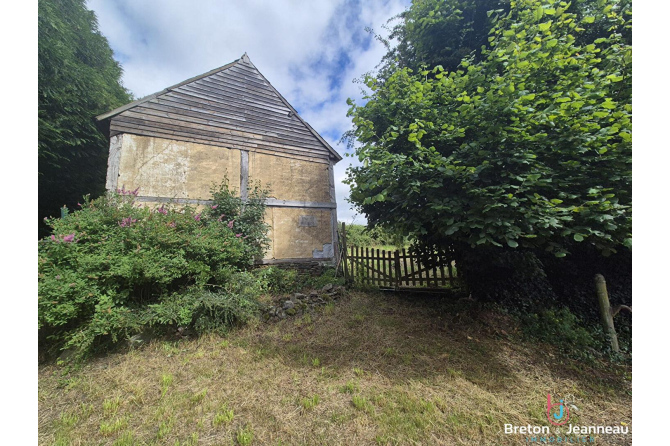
[96,54,341,265]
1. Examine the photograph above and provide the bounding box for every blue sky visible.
[87,0,412,224]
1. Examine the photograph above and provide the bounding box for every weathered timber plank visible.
[111,116,330,161]
[109,123,330,164]
[133,103,328,152]
[119,110,329,157]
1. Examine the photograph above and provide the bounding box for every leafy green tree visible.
[380,0,509,76]
[345,0,631,257]
[39,0,132,233]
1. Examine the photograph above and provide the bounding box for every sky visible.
[87,0,412,225]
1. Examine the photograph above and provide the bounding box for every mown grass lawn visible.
[39,291,632,445]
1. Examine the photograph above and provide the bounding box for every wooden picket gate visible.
[339,223,460,291]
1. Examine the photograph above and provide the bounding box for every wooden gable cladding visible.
[103,55,340,165]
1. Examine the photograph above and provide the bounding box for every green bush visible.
[518,306,621,360]
[253,266,299,294]
[38,181,269,360]
[149,276,262,335]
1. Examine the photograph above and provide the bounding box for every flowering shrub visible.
[39,180,270,360]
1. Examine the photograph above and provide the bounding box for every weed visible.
[236,424,254,445]
[300,395,320,411]
[340,381,359,394]
[352,395,374,414]
[220,339,230,348]
[282,333,293,342]
[161,373,173,398]
[190,389,207,405]
[156,418,174,439]
[102,396,121,417]
[311,357,321,367]
[213,405,235,427]
[99,417,128,436]
[354,367,365,377]
[112,431,134,446]
[59,411,78,428]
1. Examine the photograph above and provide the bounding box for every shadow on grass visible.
[241,291,523,393]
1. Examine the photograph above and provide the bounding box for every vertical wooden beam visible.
[377,249,384,286]
[329,161,339,266]
[408,250,416,287]
[364,248,372,285]
[439,251,447,287]
[431,255,439,288]
[595,274,620,353]
[341,222,348,284]
[105,134,123,191]
[394,250,401,290]
[382,250,388,287]
[240,150,249,200]
[401,248,409,287]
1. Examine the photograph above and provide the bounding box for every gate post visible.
[341,222,349,285]
[394,250,401,291]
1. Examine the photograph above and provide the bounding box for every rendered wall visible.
[248,152,331,203]
[116,134,240,198]
[109,134,336,261]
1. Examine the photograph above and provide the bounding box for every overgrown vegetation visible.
[346,0,632,257]
[338,223,409,249]
[38,181,271,361]
[39,291,631,445]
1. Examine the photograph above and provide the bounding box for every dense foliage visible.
[38,182,270,360]
[39,0,132,234]
[379,0,509,75]
[338,223,409,249]
[346,0,631,258]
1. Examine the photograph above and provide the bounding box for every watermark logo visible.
[546,394,570,426]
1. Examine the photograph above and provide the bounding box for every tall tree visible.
[38,0,131,234]
[345,0,631,258]
[380,0,509,76]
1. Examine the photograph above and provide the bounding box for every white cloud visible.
[88,0,410,224]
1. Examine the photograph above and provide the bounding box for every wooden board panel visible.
[108,58,336,162]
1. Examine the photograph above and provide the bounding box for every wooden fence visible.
[339,223,459,291]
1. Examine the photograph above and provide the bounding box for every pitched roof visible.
[96,53,342,163]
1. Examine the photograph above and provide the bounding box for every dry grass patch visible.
[39,291,631,445]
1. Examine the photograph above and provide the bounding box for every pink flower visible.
[167,221,176,228]
[194,213,202,222]
[227,220,234,229]
[235,233,242,237]
[211,205,218,209]
[217,214,226,222]
[77,203,82,207]
[50,235,56,241]
[119,217,137,227]
[156,206,168,215]
[62,233,75,243]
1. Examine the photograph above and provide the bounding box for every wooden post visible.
[394,250,401,290]
[595,274,620,353]
[341,222,348,284]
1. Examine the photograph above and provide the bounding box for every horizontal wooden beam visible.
[255,258,334,265]
[133,195,336,209]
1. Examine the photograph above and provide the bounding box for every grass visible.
[38,291,632,445]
